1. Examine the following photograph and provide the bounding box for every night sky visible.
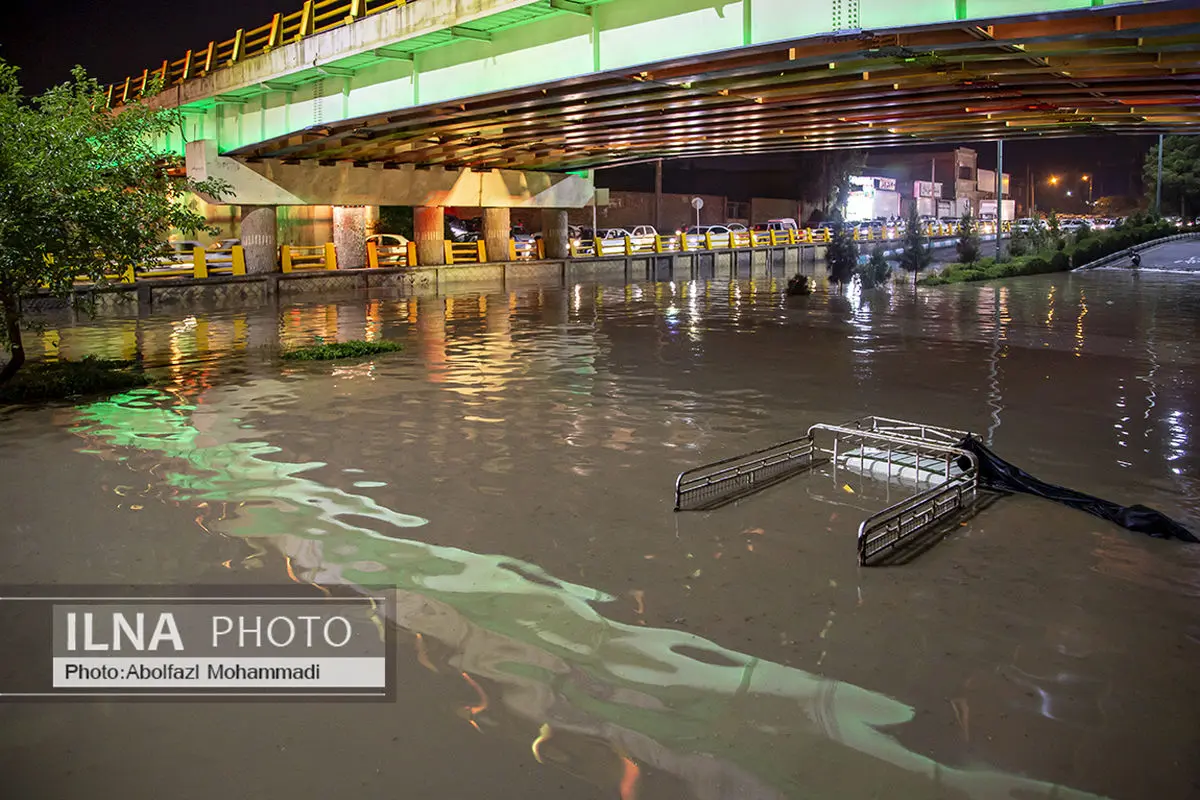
[3,0,1155,199]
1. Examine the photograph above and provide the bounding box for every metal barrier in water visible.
[673,416,982,565]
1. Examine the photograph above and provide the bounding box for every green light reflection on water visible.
[69,387,1104,800]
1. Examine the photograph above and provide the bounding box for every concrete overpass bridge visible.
[109,0,1200,269]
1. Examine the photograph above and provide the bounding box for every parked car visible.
[679,224,732,246]
[766,218,799,231]
[367,233,409,248]
[725,222,748,232]
[628,225,658,238]
[209,238,240,251]
[597,227,632,241]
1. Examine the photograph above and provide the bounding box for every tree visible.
[1045,209,1063,250]
[858,245,891,290]
[825,222,858,287]
[0,61,222,385]
[1142,135,1200,218]
[956,211,981,264]
[898,204,931,285]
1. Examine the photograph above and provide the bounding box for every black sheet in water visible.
[955,436,1198,543]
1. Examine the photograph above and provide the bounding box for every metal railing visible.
[105,0,419,106]
[366,240,416,268]
[673,416,982,565]
[444,240,488,265]
[281,243,337,272]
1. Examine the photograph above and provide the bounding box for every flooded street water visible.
[2,268,1198,800]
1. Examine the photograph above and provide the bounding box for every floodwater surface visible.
[1,268,1198,800]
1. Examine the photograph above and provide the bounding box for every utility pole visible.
[996,140,1005,261]
[1156,133,1164,216]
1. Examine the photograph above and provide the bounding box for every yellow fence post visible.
[595,238,604,257]
[443,241,454,264]
[281,245,293,273]
[509,239,518,260]
[786,229,795,245]
[570,240,580,258]
[704,232,714,250]
[406,241,418,266]
[625,236,634,256]
[367,240,379,269]
[654,235,664,253]
[477,240,488,263]
[324,242,337,269]
[231,29,246,63]
[192,247,208,279]
[267,13,283,49]
[231,245,246,275]
[679,233,689,252]
[122,266,136,284]
[299,0,315,38]
[347,0,365,22]
[203,41,215,74]
[537,239,545,259]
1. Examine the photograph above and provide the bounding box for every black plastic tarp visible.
[955,436,1198,543]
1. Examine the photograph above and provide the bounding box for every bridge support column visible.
[414,206,445,266]
[483,208,511,263]
[542,209,569,260]
[333,206,368,269]
[239,205,278,274]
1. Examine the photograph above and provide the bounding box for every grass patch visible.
[0,356,151,404]
[281,339,404,361]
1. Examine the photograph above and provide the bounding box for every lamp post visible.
[1082,174,1092,207]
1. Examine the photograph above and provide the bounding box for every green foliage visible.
[1070,219,1181,268]
[0,59,225,385]
[1143,135,1200,217]
[955,212,981,264]
[281,339,404,361]
[825,223,858,286]
[1049,251,1069,272]
[376,207,414,240]
[0,357,149,403]
[1008,229,1032,257]
[898,204,932,283]
[858,246,891,289]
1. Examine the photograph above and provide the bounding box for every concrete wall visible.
[750,198,801,224]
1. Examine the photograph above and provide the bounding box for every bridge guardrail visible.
[106,0,413,106]
[282,243,336,272]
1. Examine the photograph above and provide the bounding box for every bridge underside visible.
[225,4,1200,171]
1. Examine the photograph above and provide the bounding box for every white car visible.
[628,225,658,238]
[598,228,631,241]
[367,233,409,248]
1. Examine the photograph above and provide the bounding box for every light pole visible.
[1156,133,1164,216]
[1082,174,1092,207]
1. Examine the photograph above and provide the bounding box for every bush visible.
[0,357,150,404]
[1025,257,1051,274]
[1050,251,1069,272]
[281,340,404,361]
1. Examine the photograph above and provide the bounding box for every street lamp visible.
[1081,174,1093,206]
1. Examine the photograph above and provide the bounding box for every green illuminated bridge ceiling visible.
[125,0,1200,170]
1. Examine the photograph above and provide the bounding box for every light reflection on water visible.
[4,269,1200,799]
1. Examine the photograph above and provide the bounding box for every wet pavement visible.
[1098,237,1200,272]
[1,267,1199,800]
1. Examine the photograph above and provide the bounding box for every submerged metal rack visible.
[674,416,981,565]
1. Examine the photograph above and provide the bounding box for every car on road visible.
[679,224,732,246]
[597,227,632,241]
[725,222,748,232]
[367,233,409,248]
[628,225,658,238]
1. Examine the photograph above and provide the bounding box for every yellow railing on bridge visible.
[106,0,420,106]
